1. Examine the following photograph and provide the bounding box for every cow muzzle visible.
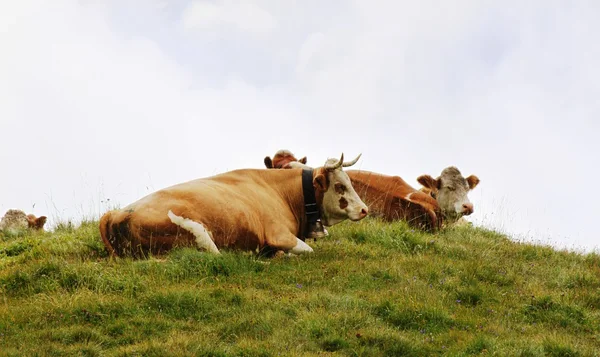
[349,206,369,221]
[461,203,474,216]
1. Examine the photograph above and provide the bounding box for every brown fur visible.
[265,150,308,169]
[339,197,348,209]
[27,214,47,230]
[417,175,440,192]
[345,171,442,232]
[419,186,436,199]
[100,167,341,258]
[0,209,47,232]
[466,175,480,190]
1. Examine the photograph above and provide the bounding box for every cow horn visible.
[325,153,344,170]
[342,153,362,167]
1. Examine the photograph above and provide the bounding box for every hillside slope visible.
[1,218,599,356]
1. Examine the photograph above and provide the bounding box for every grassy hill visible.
[1,218,599,356]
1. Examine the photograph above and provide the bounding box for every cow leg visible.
[265,228,314,255]
[289,238,314,254]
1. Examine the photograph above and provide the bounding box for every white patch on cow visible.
[288,161,311,169]
[289,238,313,255]
[405,192,414,201]
[320,161,368,225]
[167,210,220,254]
[454,201,465,215]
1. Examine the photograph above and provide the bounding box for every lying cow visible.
[263,150,479,232]
[99,154,368,258]
[0,209,47,234]
[343,170,443,231]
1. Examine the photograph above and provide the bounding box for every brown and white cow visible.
[416,167,480,223]
[99,154,368,258]
[264,150,480,232]
[0,209,47,233]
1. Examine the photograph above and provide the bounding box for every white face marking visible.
[167,210,220,254]
[434,167,474,220]
[289,238,314,255]
[321,166,368,226]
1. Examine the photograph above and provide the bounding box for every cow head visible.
[417,166,480,221]
[26,214,47,230]
[314,153,368,226]
[0,209,47,232]
[264,149,309,170]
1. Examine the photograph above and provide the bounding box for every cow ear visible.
[466,175,480,190]
[299,156,307,165]
[36,216,47,230]
[26,215,37,228]
[417,175,440,190]
[264,156,273,169]
[313,174,328,191]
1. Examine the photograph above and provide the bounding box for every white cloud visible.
[0,1,297,223]
[182,0,276,33]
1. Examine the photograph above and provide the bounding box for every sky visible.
[1,0,598,252]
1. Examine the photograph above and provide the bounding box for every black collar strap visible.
[302,169,320,223]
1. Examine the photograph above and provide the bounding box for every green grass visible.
[1,218,599,356]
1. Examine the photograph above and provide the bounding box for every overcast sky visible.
[2,1,598,252]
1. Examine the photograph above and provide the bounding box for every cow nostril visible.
[360,208,368,216]
[462,203,474,214]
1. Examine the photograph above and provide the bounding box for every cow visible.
[416,167,480,223]
[0,209,47,234]
[264,149,308,170]
[263,150,480,232]
[99,153,368,258]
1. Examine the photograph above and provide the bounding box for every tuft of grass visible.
[465,336,493,354]
[374,301,456,333]
[523,295,588,331]
[543,341,582,357]
[455,286,485,306]
[1,217,599,356]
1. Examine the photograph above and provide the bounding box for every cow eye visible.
[334,183,346,194]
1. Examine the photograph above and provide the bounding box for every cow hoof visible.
[273,250,286,259]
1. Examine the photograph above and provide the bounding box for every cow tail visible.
[99,211,117,257]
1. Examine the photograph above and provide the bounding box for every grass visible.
[1,218,599,356]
